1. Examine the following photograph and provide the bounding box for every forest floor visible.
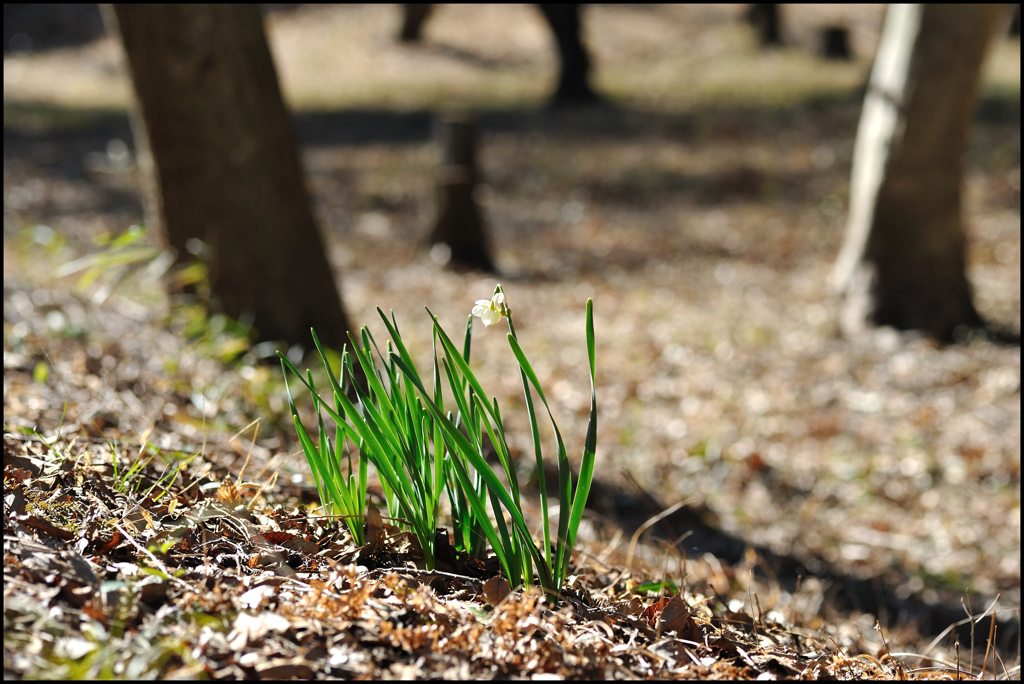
[4,4,1021,679]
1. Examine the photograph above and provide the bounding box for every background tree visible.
[104,4,352,348]
[428,113,495,273]
[537,4,598,104]
[398,4,432,43]
[745,4,783,48]
[393,4,598,105]
[832,4,1004,342]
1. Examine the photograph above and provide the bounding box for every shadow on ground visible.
[577,469,1021,653]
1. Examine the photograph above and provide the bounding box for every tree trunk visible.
[105,4,352,349]
[398,4,432,43]
[820,26,852,60]
[746,4,783,48]
[538,4,598,105]
[832,4,1000,342]
[428,114,495,273]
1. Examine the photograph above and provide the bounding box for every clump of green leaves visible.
[279,285,596,598]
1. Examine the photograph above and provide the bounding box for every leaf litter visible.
[2,412,1016,678]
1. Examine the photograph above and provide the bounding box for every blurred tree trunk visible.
[392,4,598,104]
[398,4,432,42]
[428,114,495,272]
[746,4,783,47]
[538,4,598,104]
[104,4,352,348]
[832,4,1000,342]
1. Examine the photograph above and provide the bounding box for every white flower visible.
[472,291,509,326]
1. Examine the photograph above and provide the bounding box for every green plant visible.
[279,285,597,598]
[101,433,200,502]
[54,224,171,304]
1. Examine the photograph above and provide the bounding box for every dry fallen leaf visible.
[481,576,512,607]
[216,475,242,506]
[365,504,385,554]
[659,594,702,640]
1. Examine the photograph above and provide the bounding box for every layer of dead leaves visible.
[7,427,985,680]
